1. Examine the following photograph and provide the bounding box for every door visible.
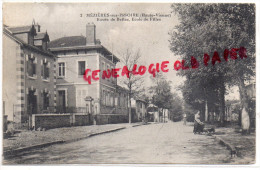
[27,90,37,115]
[58,90,66,112]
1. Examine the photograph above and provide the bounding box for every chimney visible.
[86,23,96,46]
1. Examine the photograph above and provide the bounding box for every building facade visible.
[48,23,128,119]
[3,23,56,128]
[131,98,148,122]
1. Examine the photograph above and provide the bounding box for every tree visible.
[169,93,183,122]
[119,48,144,123]
[149,74,183,121]
[170,4,255,132]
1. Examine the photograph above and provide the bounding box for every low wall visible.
[95,114,128,125]
[32,113,92,129]
[32,113,128,129]
[74,114,93,126]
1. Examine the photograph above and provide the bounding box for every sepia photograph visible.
[1,1,258,166]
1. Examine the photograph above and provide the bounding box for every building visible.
[3,22,56,129]
[131,98,148,122]
[147,104,160,122]
[48,23,129,123]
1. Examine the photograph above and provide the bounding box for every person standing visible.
[193,111,204,134]
[183,113,187,125]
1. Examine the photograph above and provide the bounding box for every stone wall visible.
[95,114,128,125]
[31,113,127,129]
[32,113,92,129]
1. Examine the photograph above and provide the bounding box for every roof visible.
[3,27,55,58]
[148,104,158,108]
[7,25,36,35]
[34,32,49,41]
[135,97,148,103]
[116,85,129,93]
[48,36,86,48]
[48,36,120,62]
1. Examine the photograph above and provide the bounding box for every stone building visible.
[48,23,128,123]
[3,23,56,129]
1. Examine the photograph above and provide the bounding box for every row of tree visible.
[170,4,255,133]
[118,48,183,123]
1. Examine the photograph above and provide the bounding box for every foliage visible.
[149,73,183,121]
[170,4,255,129]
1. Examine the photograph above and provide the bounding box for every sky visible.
[2,2,240,100]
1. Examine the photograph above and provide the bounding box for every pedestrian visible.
[183,113,187,125]
[193,111,204,134]
[209,112,214,124]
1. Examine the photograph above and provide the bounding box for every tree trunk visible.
[205,100,208,122]
[219,76,225,126]
[237,76,250,134]
[128,93,132,124]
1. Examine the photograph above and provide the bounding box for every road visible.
[4,122,232,164]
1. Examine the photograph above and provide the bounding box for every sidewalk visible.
[213,126,255,164]
[3,122,146,157]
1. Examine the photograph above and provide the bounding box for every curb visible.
[132,123,150,127]
[213,135,237,157]
[3,127,126,158]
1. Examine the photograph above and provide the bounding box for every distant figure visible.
[209,112,214,124]
[183,113,187,125]
[193,111,204,134]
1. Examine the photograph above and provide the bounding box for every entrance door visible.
[58,90,66,112]
[27,90,37,129]
[27,90,37,115]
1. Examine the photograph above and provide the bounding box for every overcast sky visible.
[3,3,239,100]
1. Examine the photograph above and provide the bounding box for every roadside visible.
[212,125,256,164]
[3,122,147,157]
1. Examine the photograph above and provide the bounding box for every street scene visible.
[3,123,233,164]
[2,2,256,165]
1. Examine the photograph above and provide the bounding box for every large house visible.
[48,23,129,123]
[3,22,56,129]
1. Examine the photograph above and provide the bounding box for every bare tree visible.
[119,48,144,123]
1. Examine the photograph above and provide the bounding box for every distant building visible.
[131,98,148,122]
[3,22,56,129]
[48,23,128,122]
[147,104,160,122]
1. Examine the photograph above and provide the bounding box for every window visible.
[106,92,110,106]
[111,66,115,83]
[115,96,118,106]
[78,61,86,75]
[43,92,49,110]
[42,59,49,79]
[58,62,65,77]
[118,93,121,106]
[27,54,36,77]
[110,93,114,106]
[76,89,87,107]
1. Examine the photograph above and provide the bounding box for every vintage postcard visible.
[1,1,258,166]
